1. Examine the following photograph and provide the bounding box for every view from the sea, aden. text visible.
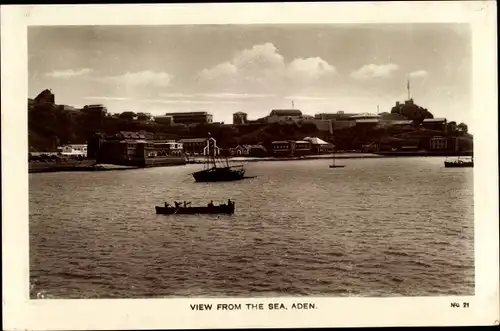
[27,24,475,299]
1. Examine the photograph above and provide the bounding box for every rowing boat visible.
[155,202,235,215]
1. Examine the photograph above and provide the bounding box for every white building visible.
[430,136,448,150]
[57,144,88,157]
[149,140,184,157]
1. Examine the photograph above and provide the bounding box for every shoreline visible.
[29,151,472,173]
[29,162,140,174]
[187,151,473,164]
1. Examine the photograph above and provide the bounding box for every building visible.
[96,138,149,165]
[116,131,154,140]
[294,140,312,156]
[163,111,213,125]
[272,141,293,156]
[333,120,356,130]
[92,132,152,164]
[233,144,268,157]
[349,113,380,121]
[151,140,184,156]
[271,140,311,157]
[57,144,88,157]
[447,122,458,132]
[267,109,303,123]
[154,115,174,125]
[304,137,334,154]
[178,138,208,155]
[378,119,414,128]
[82,104,108,115]
[314,111,357,120]
[233,112,248,125]
[362,142,380,153]
[303,119,334,136]
[422,118,447,131]
[87,131,185,166]
[429,136,448,150]
[315,111,358,131]
[455,136,473,151]
[234,145,250,156]
[355,118,380,128]
[60,105,78,112]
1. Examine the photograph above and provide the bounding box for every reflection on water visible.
[29,157,474,298]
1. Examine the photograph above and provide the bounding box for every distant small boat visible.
[444,156,473,168]
[329,152,345,168]
[155,201,235,215]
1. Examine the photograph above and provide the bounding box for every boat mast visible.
[211,138,217,169]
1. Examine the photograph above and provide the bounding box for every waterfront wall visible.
[144,156,186,167]
[29,160,97,173]
[29,156,186,173]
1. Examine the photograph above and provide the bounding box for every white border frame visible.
[2,2,498,329]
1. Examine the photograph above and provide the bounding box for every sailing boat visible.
[444,156,474,168]
[191,136,246,182]
[329,150,345,168]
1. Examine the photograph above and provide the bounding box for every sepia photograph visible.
[28,22,476,299]
[2,2,498,330]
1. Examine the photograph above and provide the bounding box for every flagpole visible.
[407,78,411,100]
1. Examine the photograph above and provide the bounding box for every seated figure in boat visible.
[183,201,192,208]
[174,201,181,208]
[208,200,214,208]
[164,202,170,208]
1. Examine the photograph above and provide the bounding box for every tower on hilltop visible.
[407,78,411,100]
[232,112,248,125]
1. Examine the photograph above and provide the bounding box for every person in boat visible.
[184,201,192,208]
[174,201,181,208]
[227,199,233,207]
[208,200,214,208]
[164,202,170,208]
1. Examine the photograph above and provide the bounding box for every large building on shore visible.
[178,138,209,155]
[155,111,213,126]
[87,131,185,167]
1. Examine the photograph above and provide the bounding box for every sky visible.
[28,24,472,129]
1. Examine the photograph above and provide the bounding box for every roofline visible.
[164,112,211,116]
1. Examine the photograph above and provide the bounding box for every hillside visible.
[28,104,329,151]
[28,101,473,153]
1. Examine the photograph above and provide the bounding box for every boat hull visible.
[193,167,246,182]
[329,165,345,168]
[444,161,473,168]
[155,204,235,215]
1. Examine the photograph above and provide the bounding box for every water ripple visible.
[29,157,474,298]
